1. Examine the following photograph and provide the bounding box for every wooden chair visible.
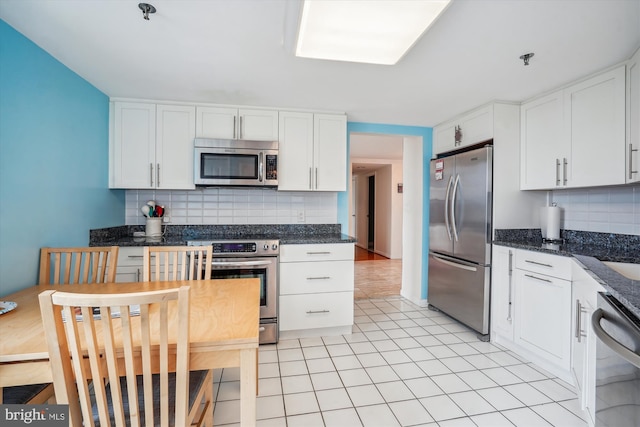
[39,286,213,426]
[143,246,212,282]
[39,246,119,285]
[2,247,121,406]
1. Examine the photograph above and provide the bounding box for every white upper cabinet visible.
[314,114,347,191]
[110,102,195,189]
[520,65,626,190]
[195,106,278,141]
[520,91,565,189]
[278,112,347,191]
[628,47,640,183]
[432,104,493,156]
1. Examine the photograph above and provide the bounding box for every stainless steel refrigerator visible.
[428,145,492,336]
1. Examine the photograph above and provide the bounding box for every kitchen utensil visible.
[156,206,164,217]
[146,200,156,207]
[141,205,151,217]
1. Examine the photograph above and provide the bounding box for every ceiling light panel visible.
[296,0,451,65]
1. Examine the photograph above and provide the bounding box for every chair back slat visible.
[39,286,190,427]
[39,247,119,285]
[143,246,212,282]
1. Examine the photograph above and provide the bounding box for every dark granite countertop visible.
[494,229,640,319]
[90,224,356,247]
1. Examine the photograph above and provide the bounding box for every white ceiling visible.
[1,0,639,129]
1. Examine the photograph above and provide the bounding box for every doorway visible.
[367,175,375,251]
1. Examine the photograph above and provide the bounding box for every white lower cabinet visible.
[491,247,574,382]
[279,243,354,337]
[571,263,605,426]
[114,246,144,283]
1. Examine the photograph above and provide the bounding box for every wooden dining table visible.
[0,278,260,426]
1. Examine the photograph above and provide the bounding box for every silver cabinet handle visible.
[233,116,237,139]
[575,300,588,342]
[156,163,160,187]
[239,115,243,139]
[309,168,313,190]
[556,159,561,185]
[306,251,331,255]
[150,163,154,187]
[307,276,331,280]
[315,167,318,189]
[306,310,330,314]
[507,250,513,322]
[630,144,638,179]
[524,273,552,283]
[137,268,140,282]
[592,308,640,369]
[563,157,568,185]
[525,260,553,268]
[444,176,453,241]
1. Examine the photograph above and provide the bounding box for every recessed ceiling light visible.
[295,0,451,65]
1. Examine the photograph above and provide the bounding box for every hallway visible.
[354,247,402,300]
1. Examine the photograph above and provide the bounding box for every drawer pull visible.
[525,260,553,268]
[307,276,331,280]
[127,255,154,259]
[306,252,331,255]
[306,310,330,314]
[259,327,266,332]
[525,274,552,283]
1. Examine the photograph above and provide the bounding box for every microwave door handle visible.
[258,152,264,182]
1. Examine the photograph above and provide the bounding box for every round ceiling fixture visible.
[138,3,156,21]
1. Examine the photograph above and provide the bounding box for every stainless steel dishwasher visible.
[591,293,640,426]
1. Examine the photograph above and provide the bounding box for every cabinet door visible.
[520,91,566,190]
[238,109,278,141]
[156,105,196,189]
[459,104,493,148]
[111,102,156,189]
[628,47,640,183]
[491,245,514,339]
[314,114,347,191]
[433,121,456,156]
[278,111,314,191]
[566,66,626,187]
[514,269,572,370]
[195,106,237,139]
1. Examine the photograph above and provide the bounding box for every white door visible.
[278,111,314,190]
[314,114,347,191]
[156,104,196,190]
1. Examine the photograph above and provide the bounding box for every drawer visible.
[280,292,354,331]
[280,260,354,295]
[280,243,354,263]
[515,249,572,280]
[116,246,144,267]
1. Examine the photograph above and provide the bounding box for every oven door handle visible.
[592,308,640,369]
[211,260,274,268]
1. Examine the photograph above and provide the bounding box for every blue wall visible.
[0,20,125,295]
[338,122,432,299]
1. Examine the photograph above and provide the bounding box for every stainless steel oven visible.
[592,292,640,426]
[188,239,279,344]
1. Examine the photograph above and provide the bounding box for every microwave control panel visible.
[265,155,277,180]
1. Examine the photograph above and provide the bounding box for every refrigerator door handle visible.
[450,174,461,242]
[431,253,477,272]
[444,175,453,241]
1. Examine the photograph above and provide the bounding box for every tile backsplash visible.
[551,185,640,235]
[125,188,337,226]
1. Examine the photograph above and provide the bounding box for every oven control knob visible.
[263,244,269,250]
[271,244,278,250]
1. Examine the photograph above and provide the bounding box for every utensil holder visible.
[145,218,163,237]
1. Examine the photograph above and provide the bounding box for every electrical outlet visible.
[296,210,305,223]
[163,215,171,223]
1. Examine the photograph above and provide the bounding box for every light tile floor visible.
[211,296,588,426]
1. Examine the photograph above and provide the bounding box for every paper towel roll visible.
[540,206,561,240]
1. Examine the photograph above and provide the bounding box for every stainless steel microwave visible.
[194,138,278,187]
